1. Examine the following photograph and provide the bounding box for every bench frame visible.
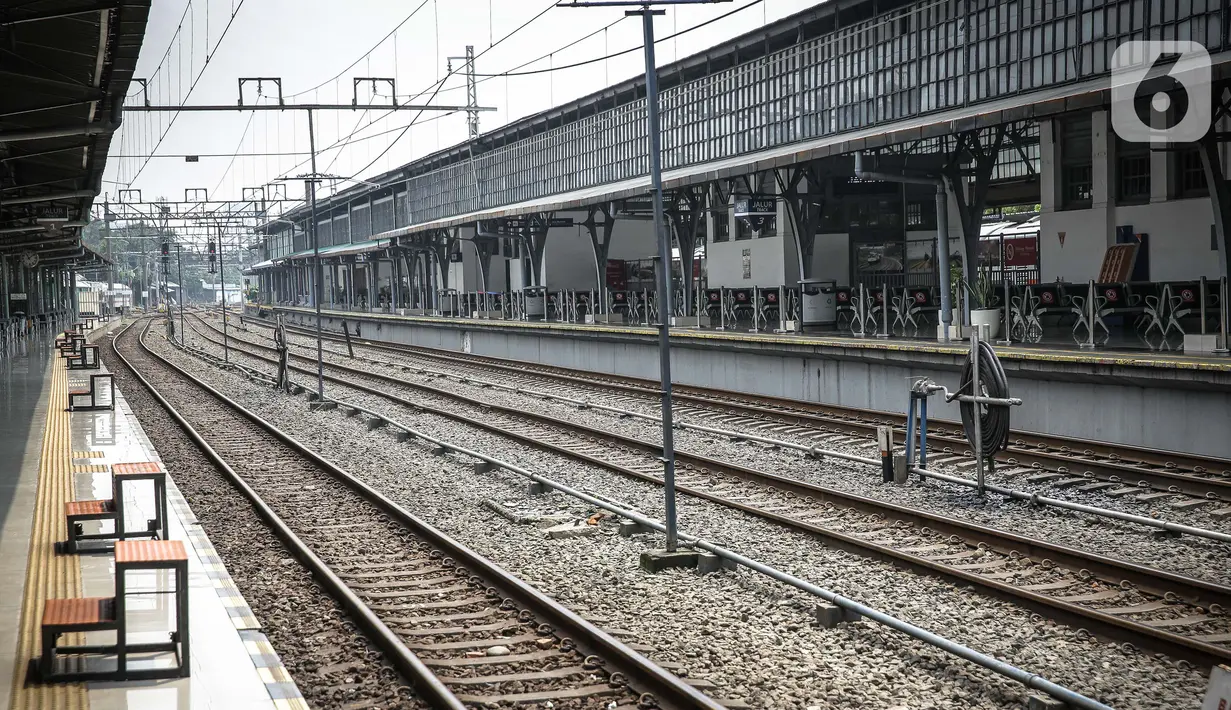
[68,373,115,412]
[36,541,189,683]
[66,344,101,370]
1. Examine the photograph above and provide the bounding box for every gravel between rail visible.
[100,327,425,710]
[167,320,1211,708]
[199,316,1231,587]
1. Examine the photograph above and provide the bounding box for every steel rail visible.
[200,316,1231,544]
[110,320,468,710]
[246,314,1231,499]
[183,317,1121,710]
[122,317,723,710]
[189,315,1231,669]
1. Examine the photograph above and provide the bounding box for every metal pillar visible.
[1,254,8,319]
[308,107,326,403]
[219,229,229,362]
[177,246,186,345]
[635,7,680,551]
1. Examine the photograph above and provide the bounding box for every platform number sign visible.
[734,195,776,232]
[208,240,217,274]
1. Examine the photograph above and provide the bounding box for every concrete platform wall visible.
[283,311,1231,459]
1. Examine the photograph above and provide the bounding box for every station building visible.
[235,1,1231,457]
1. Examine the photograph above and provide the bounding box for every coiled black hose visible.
[959,339,1011,457]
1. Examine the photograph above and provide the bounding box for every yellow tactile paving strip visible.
[8,354,87,710]
[268,304,1231,374]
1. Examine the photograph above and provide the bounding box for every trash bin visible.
[799,279,837,328]
[523,286,546,319]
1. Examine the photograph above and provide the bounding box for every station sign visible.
[36,206,69,222]
[547,217,573,228]
[734,194,777,232]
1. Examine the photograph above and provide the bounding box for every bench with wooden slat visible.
[42,597,117,630]
[38,540,190,683]
[67,373,114,412]
[60,499,118,554]
[37,597,121,682]
[66,344,101,370]
[60,460,167,555]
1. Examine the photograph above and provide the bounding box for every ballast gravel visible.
[161,326,1208,709]
[201,319,1231,586]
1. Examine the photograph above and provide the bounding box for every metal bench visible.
[609,290,631,318]
[59,461,167,554]
[61,500,118,554]
[835,287,855,332]
[728,288,754,325]
[37,540,189,682]
[894,287,940,335]
[756,288,781,330]
[57,333,85,358]
[67,373,114,411]
[66,344,101,370]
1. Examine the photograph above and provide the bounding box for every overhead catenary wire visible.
[287,0,432,99]
[470,0,763,78]
[256,0,560,205]
[127,0,250,185]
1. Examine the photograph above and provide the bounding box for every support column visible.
[472,233,498,294]
[1199,131,1231,280]
[391,252,402,310]
[669,188,704,316]
[1091,109,1117,255]
[526,215,550,287]
[582,204,615,313]
[1,254,9,319]
[945,126,1007,288]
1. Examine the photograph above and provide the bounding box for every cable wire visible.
[287,0,431,98]
[127,0,249,184]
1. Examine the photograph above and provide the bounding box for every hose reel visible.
[905,331,1022,494]
[958,338,1012,457]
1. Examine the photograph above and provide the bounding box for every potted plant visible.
[963,265,1001,339]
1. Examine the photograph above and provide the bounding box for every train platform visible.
[258,303,1231,380]
[256,303,1231,459]
[1,321,304,710]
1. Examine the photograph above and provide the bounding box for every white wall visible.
[1047,198,1228,284]
[1039,109,1224,282]
[708,236,786,287]
[811,233,849,284]
[1115,201,1217,281]
[543,225,599,290]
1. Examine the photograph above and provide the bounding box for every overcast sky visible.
[103,0,819,214]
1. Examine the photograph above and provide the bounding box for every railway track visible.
[116,317,726,710]
[185,313,1231,669]
[237,313,1231,506]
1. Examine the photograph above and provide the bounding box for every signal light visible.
[207,241,217,254]
[160,241,170,256]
